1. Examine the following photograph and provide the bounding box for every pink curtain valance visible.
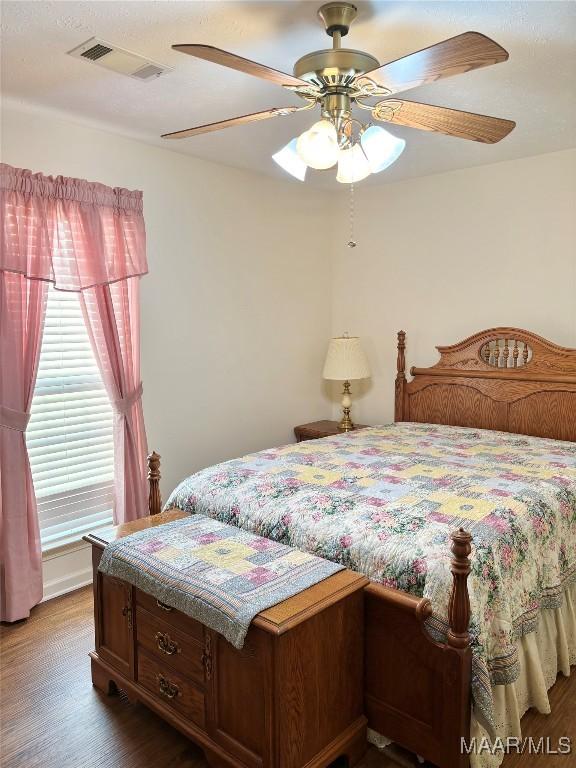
[0,163,147,291]
[1,165,143,211]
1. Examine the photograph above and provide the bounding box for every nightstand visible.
[294,420,369,442]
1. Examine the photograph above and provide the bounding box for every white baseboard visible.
[42,541,93,601]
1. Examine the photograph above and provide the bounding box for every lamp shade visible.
[336,143,372,184]
[322,335,371,381]
[296,120,339,170]
[272,138,307,181]
[360,125,405,173]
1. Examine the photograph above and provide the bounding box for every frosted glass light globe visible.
[336,144,371,184]
[296,120,339,170]
[272,138,307,181]
[360,125,405,173]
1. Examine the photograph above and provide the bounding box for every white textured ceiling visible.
[2,1,575,187]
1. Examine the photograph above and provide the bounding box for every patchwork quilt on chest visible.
[99,514,343,649]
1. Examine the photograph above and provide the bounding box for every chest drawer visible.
[137,650,206,729]
[136,606,205,685]
[135,588,204,642]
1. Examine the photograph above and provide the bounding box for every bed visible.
[149,327,576,768]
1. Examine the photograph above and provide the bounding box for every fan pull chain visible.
[347,183,357,248]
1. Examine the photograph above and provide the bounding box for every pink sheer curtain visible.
[0,273,48,621]
[1,164,149,621]
[80,278,148,523]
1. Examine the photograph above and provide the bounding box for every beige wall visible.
[330,149,576,426]
[1,104,333,496]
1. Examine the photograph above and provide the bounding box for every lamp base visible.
[338,381,354,431]
[338,411,354,431]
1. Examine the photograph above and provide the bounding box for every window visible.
[27,285,114,549]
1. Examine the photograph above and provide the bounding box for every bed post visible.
[147,451,162,516]
[447,528,473,649]
[443,528,473,768]
[395,330,406,422]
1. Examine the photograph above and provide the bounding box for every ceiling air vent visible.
[132,64,166,80]
[81,43,113,61]
[67,37,172,81]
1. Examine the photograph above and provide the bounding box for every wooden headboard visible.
[395,328,576,441]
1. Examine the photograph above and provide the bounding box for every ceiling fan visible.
[162,2,515,183]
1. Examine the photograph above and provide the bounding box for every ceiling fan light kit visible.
[164,2,515,185]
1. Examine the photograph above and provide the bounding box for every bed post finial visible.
[147,451,162,516]
[447,528,473,650]
[395,330,406,422]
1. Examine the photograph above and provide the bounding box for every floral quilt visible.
[165,422,576,729]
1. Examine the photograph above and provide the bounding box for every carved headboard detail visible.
[395,328,576,441]
[480,337,532,368]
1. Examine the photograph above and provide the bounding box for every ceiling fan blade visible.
[162,107,299,139]
[373,99,515,143]
[360,32,509,95]
[172,44,309,88]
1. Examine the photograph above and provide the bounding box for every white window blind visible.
[27,285,115,548]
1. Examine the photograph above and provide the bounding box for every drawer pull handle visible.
[156,599,173,612]
[157,673,179,700]
[121,604,133,630]
[155,631,180,656]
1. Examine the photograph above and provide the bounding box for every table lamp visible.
[323,333,371,431]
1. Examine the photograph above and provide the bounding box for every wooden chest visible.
[85,511,368,768]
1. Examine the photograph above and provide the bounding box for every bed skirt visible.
[369,581,576,768]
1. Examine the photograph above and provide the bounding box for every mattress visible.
[165,422,576,730]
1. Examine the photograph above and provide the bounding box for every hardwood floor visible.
[0,587,574,768]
